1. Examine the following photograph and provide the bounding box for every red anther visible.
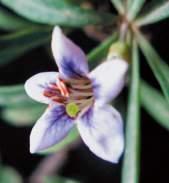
[52,96,66,103]
[43,90,55,97]
[57,79,69,97]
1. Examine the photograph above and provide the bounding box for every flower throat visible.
[43,76,94,118]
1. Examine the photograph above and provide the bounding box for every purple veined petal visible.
[30,104,74,153]
[76,103,124,163]
[51,26,89,79]
[25,72,58,104]
[89,58,128,104]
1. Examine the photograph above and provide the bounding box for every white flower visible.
[24,26,128,163]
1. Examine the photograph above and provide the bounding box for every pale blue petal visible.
[30,104,74,153]
[77,103,124,163]
[90,58,128,104]
[51,26,89,79]
[25,72,58,104]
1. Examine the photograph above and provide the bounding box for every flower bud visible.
[107,41,130,63]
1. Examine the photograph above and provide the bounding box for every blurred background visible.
[0,0,169,182]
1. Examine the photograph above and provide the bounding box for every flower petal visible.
[25,72,58,104]
[51,26,89,79]
[77,103,124,163]
[90,58,128,104]
[30,104,74,153]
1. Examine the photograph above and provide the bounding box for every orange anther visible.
[57,79,69,97]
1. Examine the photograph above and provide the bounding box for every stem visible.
[28,140,80,183]
[122,40,140,183]
[120,20,128,42]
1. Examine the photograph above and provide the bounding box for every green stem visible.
[122,40,140,183]
[87,33,117,69]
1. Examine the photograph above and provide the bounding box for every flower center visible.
[43,76,94,118]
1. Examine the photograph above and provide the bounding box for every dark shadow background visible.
[0,0,169,182]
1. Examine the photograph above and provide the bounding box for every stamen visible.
[57,79,69,97]
[67,98,90,104]
[51,95,66,103]
[70,83,92,90]
[44,75,94,117]
[69,90,93,97]
[43,90,58,97]
[78,98,94,109]
[66,77,90,85]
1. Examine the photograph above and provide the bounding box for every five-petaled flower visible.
[25,26,128,163]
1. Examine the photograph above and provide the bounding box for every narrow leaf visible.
[158,56,169,83]
[65,0,84,5]
[87,33,117,69]
[110,0,124,14]
[2,105,45,126]
[0,7,33,30]
[127,0,145,20]
[0,85,35,107]
[45,176,79,183]
[0,27,50,45]
[0,85,45,126]
[0,166,22,183]
[127,0,133,8]
[122,40,140,183]
[0,0,114,27]
[136,31,169,105]
[136,0,169,26]
[141,80,169,130]
[0,27,50,66]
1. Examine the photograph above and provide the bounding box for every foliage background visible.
[0,0,169,182]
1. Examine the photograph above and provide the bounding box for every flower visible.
[24,26,128,163]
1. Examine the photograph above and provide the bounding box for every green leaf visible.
[159,59,169,83]
[136,31,169,105]
[45,176,79,183]
[136,0,169,26]
[141,80,169,130]
[126,0,134,8]
[127,0,145,20]
[110,0,124,14]
[0,27,50,45]
[0,7,33,30]
[0,85,35,107]
[0,27,50,66]
[122,40,140,183]
[0,85,45,126]
[0,166,22,183]
[87,33,117,69]
[0,0,114,27]
[39,127,79,154]
[2,104,45,126]
[65,0,84,5]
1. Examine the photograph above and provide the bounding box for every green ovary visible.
[66,102,80,118]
